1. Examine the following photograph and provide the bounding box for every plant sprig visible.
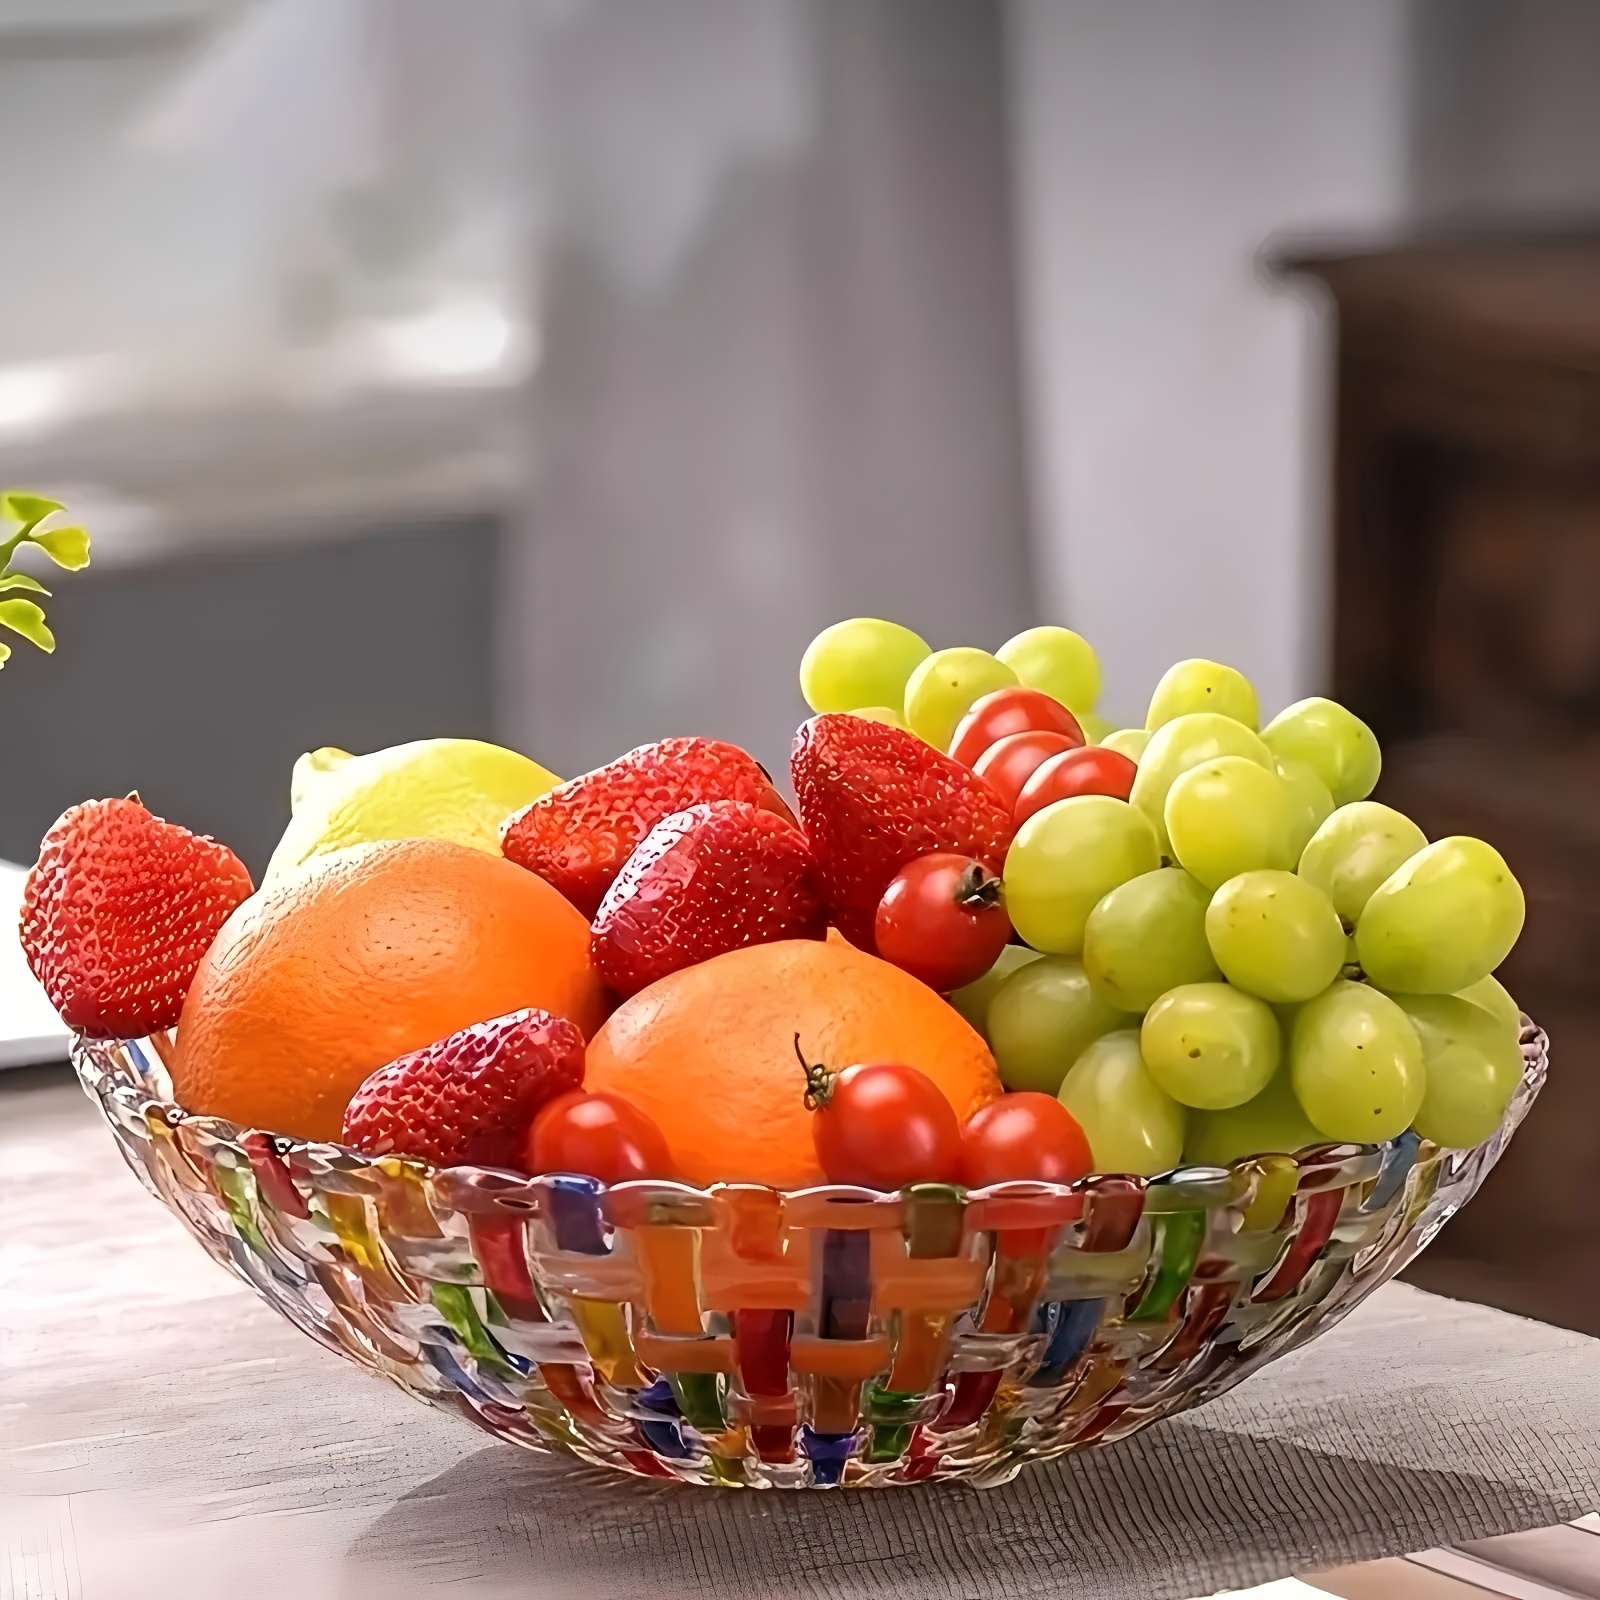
[0,491,91,669]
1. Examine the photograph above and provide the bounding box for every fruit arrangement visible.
[20,614,1528,1201]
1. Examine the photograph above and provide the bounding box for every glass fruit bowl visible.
[74,1021,1547,1490]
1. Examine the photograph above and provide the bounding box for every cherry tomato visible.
[974,730,1081,813]
[804,1055,963,1188]
[1014,744,1138,824]
[874,852,1013,992]
[948,686,1083,767]
[961,1093,1093,1187]
[525,1090,674,1184]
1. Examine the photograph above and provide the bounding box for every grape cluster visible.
[799,619,1527,1173]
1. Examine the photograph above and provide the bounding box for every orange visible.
[171,838,605,1141]
[585,931,1002,1188]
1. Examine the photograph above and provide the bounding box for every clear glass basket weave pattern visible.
[74,1023,1547,1490]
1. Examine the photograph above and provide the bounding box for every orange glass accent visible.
[633,1332,737,1374]
[699,1229,811,1311]
[973,1192,1082,1231]
[790,1335,891,1380]
[980,1225,1060,1334]
[885,1311,953,1393]
[375,1162,444,1238]
[571,1298,647,1386]
[810,1375,862,1433]
[871,1251,987,1314]
[719,1184,786,1258]
[538,1361,608,1427]
[633,1227,704,1334]
[786,1194,897,1231]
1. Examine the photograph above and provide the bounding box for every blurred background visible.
[3,0,1600,1328]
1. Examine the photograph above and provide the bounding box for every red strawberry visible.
[501,736,785,917]
[791,714,1014,950]
[590,800,825,996]
[342,1008,586,1169]
[20,796,253,1038]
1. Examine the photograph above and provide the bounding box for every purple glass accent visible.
[544,1175,608,1255]
[800,1426,858,1486]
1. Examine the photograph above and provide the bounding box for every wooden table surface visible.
[7,1064,1600,1600]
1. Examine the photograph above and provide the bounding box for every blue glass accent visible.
[1364,1130,1420,1212]
[545,1174,608,1254]
[1029,1298,1103,1385]
[801,1427,858,1486]
[821,1227,871,1341]
[632,1376,692,1458]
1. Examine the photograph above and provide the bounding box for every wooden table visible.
[6,1065,1600,1600]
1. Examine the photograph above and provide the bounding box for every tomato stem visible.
[795,1033,836,1110]
[954,862,1002,909]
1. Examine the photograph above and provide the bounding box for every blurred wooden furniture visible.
[1285,237,1600,1334]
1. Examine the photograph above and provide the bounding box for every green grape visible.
[1276,758,1335,861]
[1164,756,1297,889]
[1146,659,1260,732]
[1102,727,1150,762]
[986,954,1122,1092]
[799,618,930,714]
[1129,712,1274,856]
[1297,801,1427,925]
[1003,795,1161,954]
[1184,1062,1324,1164]
[1205,870,1345,1003]
[1140,982,1280,1110]
[997,625,1101,714]
[1260,697,1381,806]
[1290,981,1425,1142]
[1078,711,1114,745]
[946,943,1045,1038]
[1456,973,1521,1039]
[1082,868,1220,1012]
[903,647,1017,750]
[1057,1031,1186,1175]
[1355,836,1525,994]
[1388,992,1521,1148]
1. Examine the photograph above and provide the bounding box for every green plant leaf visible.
[0,639,10,666]
[29,523,90,571]
[0,597,55,651]
[2,492,65,527]
[0,572,50,595]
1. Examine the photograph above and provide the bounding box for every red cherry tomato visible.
[961,1093,1093,1187]
[948,686,1083,767]
[973,730,1081,814]
[1014,744,1138,824]
[525,1090,674,1183]
[874,852,1013,992]
[805,1056,963,1188]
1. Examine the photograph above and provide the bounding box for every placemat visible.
[5,1071,1599,1600]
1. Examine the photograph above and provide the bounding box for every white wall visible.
[1008,0,1412,726]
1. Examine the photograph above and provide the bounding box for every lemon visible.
[265,738,561,884]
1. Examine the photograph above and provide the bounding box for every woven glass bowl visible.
[75,1022,1546,1490]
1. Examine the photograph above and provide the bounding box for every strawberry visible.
[790,714,1014,949]
[591,800,825,996]
[20,796,253,1038]
[342,1007,586,1169]
[501,736,785,917]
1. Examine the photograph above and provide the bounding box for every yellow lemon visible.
[265,738,560,884]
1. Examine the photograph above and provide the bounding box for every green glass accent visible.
[902,1182,965,1258]
[670,1372,725,1431]
[866,1424,914,1462]
[213,1160,269,1255]
[1128,1209,1206,1323]
[432,1283,516,1375]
